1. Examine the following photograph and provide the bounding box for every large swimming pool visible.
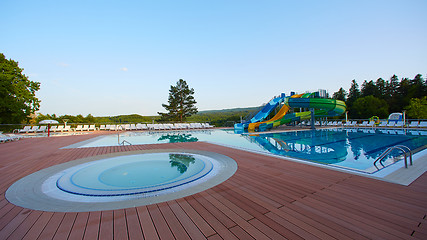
[67,128,427,175]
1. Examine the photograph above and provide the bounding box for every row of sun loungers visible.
[99,123,215,131]
[0,133,22,143]
[354,120,427,128]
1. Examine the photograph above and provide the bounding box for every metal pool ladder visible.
[374,145,412,170]
[117,134,132,146]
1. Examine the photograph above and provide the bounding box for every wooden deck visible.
[0,132,426,239]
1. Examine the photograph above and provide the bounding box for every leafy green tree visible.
[0,53,41,123]
[361,80,378,97]
[375,78,387,98]
[332,87,347,101]
[405,97,427,119]
[158,79,198,122]
[351,95,389,119]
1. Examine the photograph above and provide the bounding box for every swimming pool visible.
[67,128,427,174]
[6,150,237,212]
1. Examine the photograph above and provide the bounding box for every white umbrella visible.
[39,120,59,136]
[39,120,59,124]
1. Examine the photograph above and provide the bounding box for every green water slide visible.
[257,93,346,131]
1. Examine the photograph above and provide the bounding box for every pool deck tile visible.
[0,132,426,239]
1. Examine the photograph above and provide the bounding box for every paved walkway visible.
[0,132,426,239]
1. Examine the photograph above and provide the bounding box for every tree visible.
[158,79,198,122]
[360,80,378,97]
[0,53,41,123]
[405,97,427,119]
[332,87,347,101]
[351,95,389,119]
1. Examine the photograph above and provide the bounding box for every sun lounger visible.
[56,126,64,132]
[359,121,368,127]
[82,125,90,131]
[49,125,58,132]
[37,126,47,132]
[367,121,375,127]
[18,126,32,133]
[63,126,72,132]
[408,121,419,128]
[27,126,40,133]
[136,123,148,130]
[15,126,32,133]
[394,121,404,128]
[75,125,84,131]
[419,121,427,128]
[378,121,387,127]
[386,122,395,127]
[88,125,97,131]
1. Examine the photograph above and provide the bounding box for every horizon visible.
[2,0,426,117]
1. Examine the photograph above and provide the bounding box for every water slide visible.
[234,93,286,130]
[235,92,346,132]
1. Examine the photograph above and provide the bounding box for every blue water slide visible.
[234,93,286,130]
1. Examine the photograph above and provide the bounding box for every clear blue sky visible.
[2,0,426,116]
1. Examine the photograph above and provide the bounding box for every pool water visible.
[57,153,212,196]
[70,129,427,174]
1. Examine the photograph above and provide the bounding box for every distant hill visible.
[69,107,261,127]
[197,106,260,114]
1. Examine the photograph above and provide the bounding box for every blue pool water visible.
[70,128,427,174]
[57,153,213,196]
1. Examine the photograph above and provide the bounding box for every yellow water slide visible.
[247,94,303,131]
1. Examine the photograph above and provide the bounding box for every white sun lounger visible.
[408,121,419,128]
[17,126,32,133]
[88,125,97,131]
[378,121,387,127]
[394,121,404,128]
[27,126,40,133]
[386,122,396,127]
[136,123,148,130]
[359,121,368,127]
[419,121,427,128]
[49,126,58,132]
[75,125,84,131]
[37,126,47,132]
[82,125,90,131]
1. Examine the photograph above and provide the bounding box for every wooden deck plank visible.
[147,204,175,240]
[67,212,89,240]
[205,187,253,221]
[229,225,255,240]
[157,202,191,240]
[125,208,144,240]
[136,206,159,240]
[0,133,426,239]
[114,209,129,240]
[99,211,114,240]
[175,198,216,238]
[3,210,42,240]
[297,197,412,239]
[83,211,101,240]
[22,212,54,240]
[185,195,239,240]
[37,212,65,240]
[52,212,77,240]
[0,208,31,240]
[199,190,270,240]
[193,193,237,229]
[167,200,206,240]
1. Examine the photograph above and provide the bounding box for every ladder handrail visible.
[374,145,412,170]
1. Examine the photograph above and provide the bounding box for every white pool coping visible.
[5,149,237,212]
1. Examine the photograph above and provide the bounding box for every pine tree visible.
[158,79,198,122]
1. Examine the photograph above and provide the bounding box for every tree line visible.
[332,74,427,119]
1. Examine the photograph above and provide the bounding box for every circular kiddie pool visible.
[6,149,237,212]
